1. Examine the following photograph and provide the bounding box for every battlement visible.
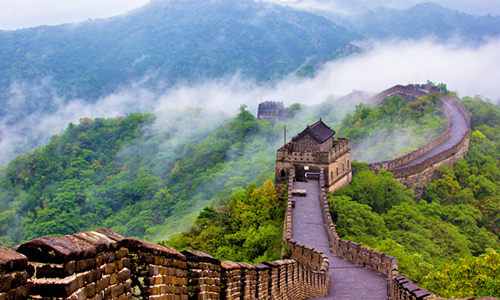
[367,84,471,197]
[0,226,328,300]
[257,101,288,123]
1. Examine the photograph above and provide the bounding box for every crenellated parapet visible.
[317,167,437,300]
[0,184,330,300]
[367,84,472,198]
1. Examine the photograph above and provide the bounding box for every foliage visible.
[0,92,354,247]
[338,94,447,162]
[331,95,500,297]
[164,180,285,263]
[354,2,500,44]
[0,106,287,245]
[422,249,500,298]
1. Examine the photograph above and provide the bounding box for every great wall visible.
[0,84,491,300]
[366,84,471,198]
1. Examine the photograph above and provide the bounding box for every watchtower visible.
[275,119,352,192]
[257,101,288,123]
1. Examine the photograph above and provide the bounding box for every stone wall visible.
[316,168,438,300]
[0,171,329,300]
[367,85,471,198]
[0,245,29,300]
[281,166,330,299]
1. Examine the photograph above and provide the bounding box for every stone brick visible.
[122,258,131,269]
[31,260,76,278]
[96,275,111,294]
[104,282,126,299]
[117,268,130,284]
[86,268,103,283]
[0,271,27,293]
[30,272,86,298]
[15,235,97,264]
[115,248,129,260]
[110,273,118,285]
[104,262,117,275]
[0,284,29,300]
[76,258,96,272]
[0,246,28,274]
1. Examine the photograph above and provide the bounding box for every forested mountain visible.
[1,0,500,164]
[0,100,351,247]
[353,2,500,43]
[1,0,498,106]
[0,0,354,103]
[272,0,500,17]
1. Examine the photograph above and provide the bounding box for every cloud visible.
[263,0,500,16]
[312,38,500,101]
[1,37,499,165]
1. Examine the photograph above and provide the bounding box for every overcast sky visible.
[0,0,150,30]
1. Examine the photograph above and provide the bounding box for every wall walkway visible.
[367,85,471,197]
[292,180,388,300]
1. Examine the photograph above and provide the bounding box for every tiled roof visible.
[292,119,335,143]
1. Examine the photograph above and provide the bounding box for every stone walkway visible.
[292,180,389,300]
[398,99,468,168]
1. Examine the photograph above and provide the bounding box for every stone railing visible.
[368,85,453,173]
[0,228,328,300]
[317,167,436,300]
[367,85,471,198]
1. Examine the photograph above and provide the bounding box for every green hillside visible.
[0,100,350,247]
[0,0,354,104]
[330,96,500,298]
[355,3,500,43]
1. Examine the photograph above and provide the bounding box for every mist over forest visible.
[1,1,500,297]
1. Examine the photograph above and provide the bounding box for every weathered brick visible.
[76,258,96,272]
[115,248,129,260]
[96,275,111,294]
[30,272,86,298]
[86,268,103,283]
[104,263,117,275]
[104,282,125,299]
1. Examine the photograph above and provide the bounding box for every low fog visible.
[1,37,499,165]
[3,0,499,31]
[268,0,500,16]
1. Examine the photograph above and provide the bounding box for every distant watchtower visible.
[275,119,352,192]
[257,101,288,123]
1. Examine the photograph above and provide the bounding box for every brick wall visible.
[0,172,329,300]
[0,245,29,299]
[367,85,471,198]
[282,167,330,299]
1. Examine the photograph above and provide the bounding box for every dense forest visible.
[338,91,447,162]
[0,99,350,247]
[330,97,500,298]
[163,93,500,297]
[0,89,449,246]
[0,106,276,246]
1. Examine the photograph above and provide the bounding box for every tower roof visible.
[292,119,335,144]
